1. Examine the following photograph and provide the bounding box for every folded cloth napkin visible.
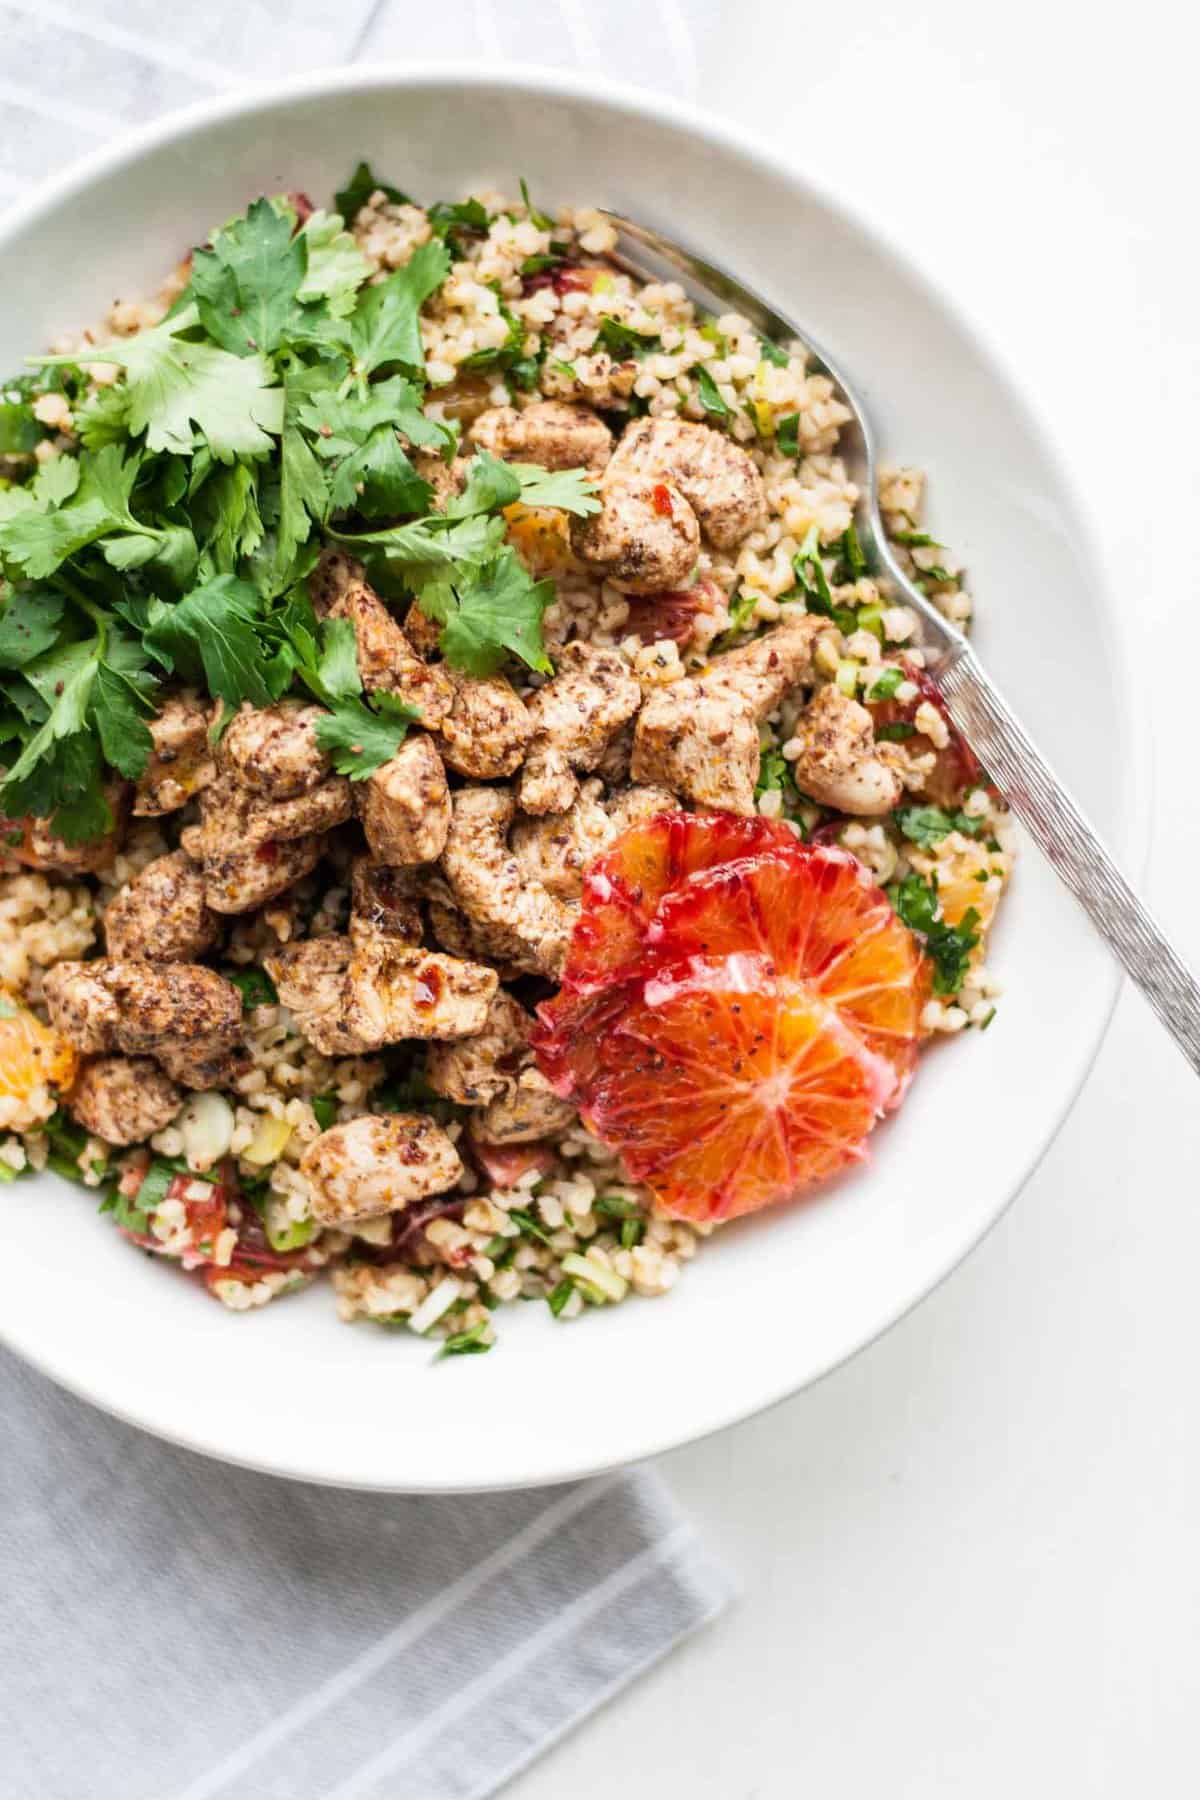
[0,6,734,1795]
[3,1350,733,1799]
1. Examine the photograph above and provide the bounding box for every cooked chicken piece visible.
[570,473,699,594]
[607,416,767,549]
[359,735,450,867]
[471,1080,577,1145]
[4,793,128,877]
[43,962,121,1055]
[786,683,904,816]
[632,686,761,814]
[266,937,368,1056]
[412,451,469,510]
[343,940,497,1045]
[301,1113,463,1227]
[425,990,533,1106]
[437,668,532,779]
[401,601,442,658]
[349,858,423,947]
[181,773,350,915]
[603,783,677,835]
[103,851,221,964]
[540,349,637,408]
[516,643,642,815]
[46,959,242,1090]
[308,547,360,615]
[700,615,823,715]
[68,1055,182,1146]
[632,618,823,814]
[188,832,327,916]
[132,692,215,817]
[216,700,330,799]
[269,933,496,1055]
[511,792,615,900]
[440,787,576,978]
[100,961,242,1090]
[328,574,454,729]
[469,399,613,474]
[424,890,540,979]
[593,721,634,785]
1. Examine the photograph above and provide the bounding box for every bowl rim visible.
[0,60,1147,1490]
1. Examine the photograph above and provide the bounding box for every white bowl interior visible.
[0,71,1135,1490]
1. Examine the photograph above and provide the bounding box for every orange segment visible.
[0,988,77,1123]
[535,817,931,1220]
[578,957,897,1222]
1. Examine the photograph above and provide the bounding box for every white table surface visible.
[514,2,1200,1792]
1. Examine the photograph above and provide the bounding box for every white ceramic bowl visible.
[0,66,1139,1492]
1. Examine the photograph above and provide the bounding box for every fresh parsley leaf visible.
[223,964,279,1010]
[507,463,600,516]
[299,376,443,519]
[518,177,554,231]
[190,197,306,356]
[755,746,793,798]
[313,691,415,779]
[349,240,451,379]
[775,412,800,457]
[311,1094,338,1130]
[427,197,491,243]
[141,574,275,706]
[894,805,982,848]
[596,316,661,359]
[695,365,730,419]
[759,337,790,367]
[315,615,362,699]
[296,209,371,318]
[888,873,980,995]
[41,305,284,461]
[91,662,153,779]
[547,1278,574,1318]
[73,383,132,450]
[424,546,553,677]
[876,720,915,741]
[0,590,65,667]
[334,162,413,223]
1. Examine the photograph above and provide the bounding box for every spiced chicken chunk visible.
[68,1055,182,1146]
[300,1114,463,1227]
[45,959,242,1090]
[103,850,221,964]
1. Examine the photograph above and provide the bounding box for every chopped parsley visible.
[876,720,916,742]
[775,412,800,457]
[436,1320,493,1359]
[595,317,661,359]
[311,1095,338,1131]
[893,805,982,848]
[0,172,606,842]
[547,1279,575,1318]
[222,964,279,1011]
[758,337,790,367]
[888,873,980,995]
[695,366,731,420]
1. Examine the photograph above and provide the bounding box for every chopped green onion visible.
[561,1251,627,1304]
[436,1320,493,1359]
[547,1279,575,1318]
[877,720,916,741]
[868,666,904,701]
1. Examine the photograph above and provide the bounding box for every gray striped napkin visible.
[3,1351,733,1799]
[0,6,735,1795]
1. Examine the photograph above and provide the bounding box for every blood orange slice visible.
[567,955,898,1222]
[568,810,794,994]
[535,819,930,1221]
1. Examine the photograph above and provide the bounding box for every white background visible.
[515,2,1200,1793]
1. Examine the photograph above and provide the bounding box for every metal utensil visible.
[601,210,1200,1073]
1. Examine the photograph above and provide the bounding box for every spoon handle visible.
[938,647,1200,1071]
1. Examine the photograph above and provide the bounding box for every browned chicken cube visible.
[68,1055,183,1146]
[300,1113,463,1226]
[570,473,699,594]
[217,700,331,799]
[359,735,451,866]
[132,692,215,817]
[103,850,222,963]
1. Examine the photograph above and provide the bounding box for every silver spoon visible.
[601,210,1200,1074]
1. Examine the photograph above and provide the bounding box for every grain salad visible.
[0,167,1013,1356]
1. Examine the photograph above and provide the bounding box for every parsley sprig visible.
[0,173,601,839]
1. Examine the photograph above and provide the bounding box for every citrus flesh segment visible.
[0,987,77,1122]
[535,819,931,1220]
[568,810,794,994]
[575,956,898,1222]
